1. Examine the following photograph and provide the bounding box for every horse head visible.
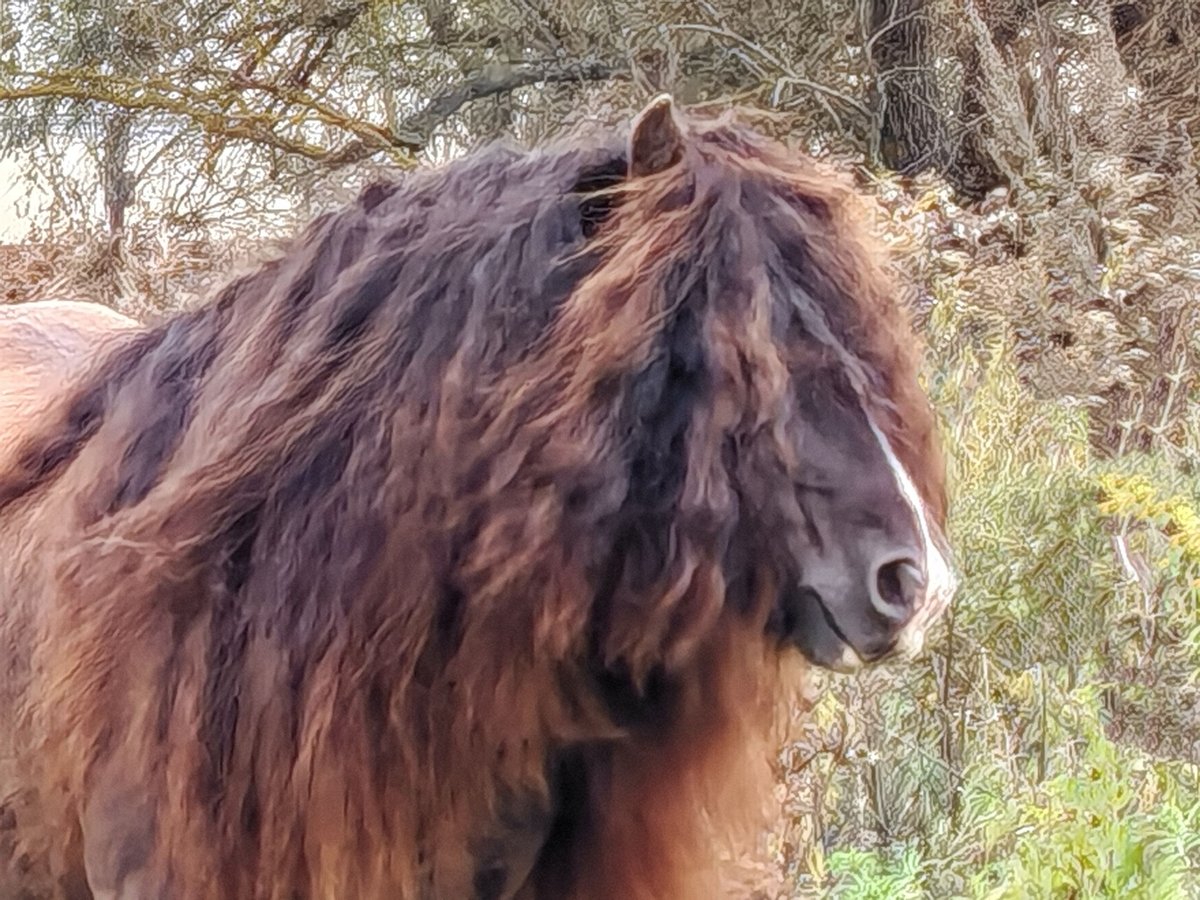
[619,96,956,675]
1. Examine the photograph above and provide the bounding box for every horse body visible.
[0,300,139,459]
[0,99,955,899]
[0,300,138,899]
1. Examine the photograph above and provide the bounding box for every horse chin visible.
[798,632,866,675]
[798,595,944,673]
[774,584,867,674]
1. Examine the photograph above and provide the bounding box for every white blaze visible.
[864,413,957,652]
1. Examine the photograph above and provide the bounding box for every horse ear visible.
[629,94,684,177]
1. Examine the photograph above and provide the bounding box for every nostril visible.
[870,556,925,621]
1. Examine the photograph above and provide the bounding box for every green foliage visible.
[963,685,1200,900]
[825,844,929,899]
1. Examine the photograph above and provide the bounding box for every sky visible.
[0,156,46,241]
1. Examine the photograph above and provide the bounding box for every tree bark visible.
[870,0,954,175]
[101,108,134,263]
[870,0,1008,200]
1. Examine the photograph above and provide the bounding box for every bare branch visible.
[400,58,629,141]
[1,69,422,164]
[668,22,870,116]
[1,51,629,171]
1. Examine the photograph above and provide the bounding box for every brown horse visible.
[0,96,955,899]
[0,300,139,460]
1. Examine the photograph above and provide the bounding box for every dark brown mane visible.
[0,104,946,899]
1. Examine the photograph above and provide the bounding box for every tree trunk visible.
[870,0,1008,200]
[870,0,954,175]
[85,107,137,306]
[101,108,134,264]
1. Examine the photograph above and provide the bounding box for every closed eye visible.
[795,482,835,497]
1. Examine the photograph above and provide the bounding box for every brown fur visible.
[0,300,139,463]
[0,104,948,899]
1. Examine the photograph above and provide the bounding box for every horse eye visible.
[580,195,617,238]
[573,159,627,238]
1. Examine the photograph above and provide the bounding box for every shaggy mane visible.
[0,108,943,899]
